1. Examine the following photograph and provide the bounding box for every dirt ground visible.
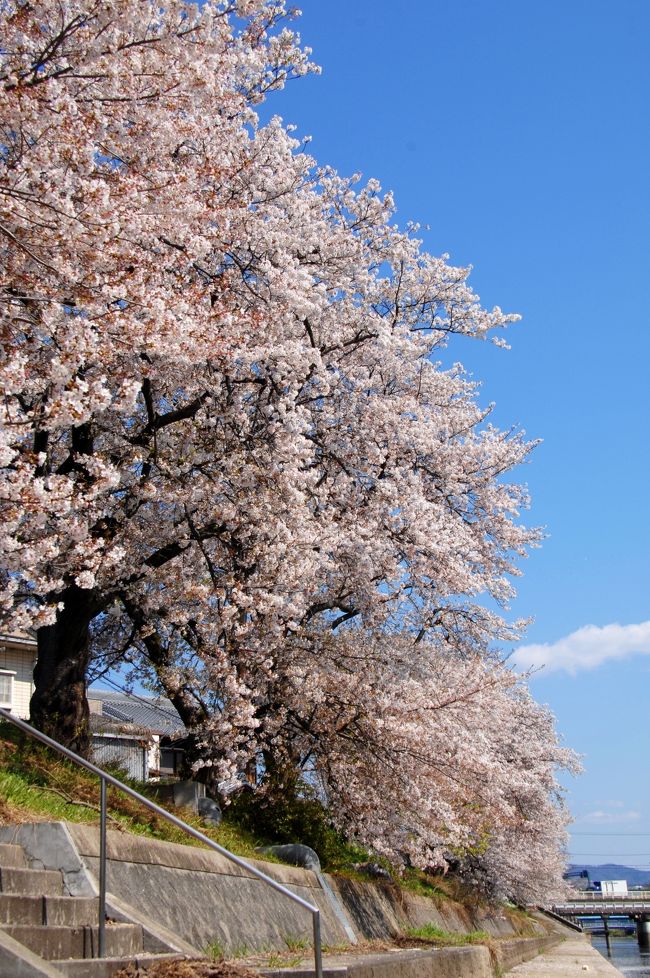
[112,961,262,978]
[110,937,455,978]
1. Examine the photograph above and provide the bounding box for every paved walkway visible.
[507,935,626,977]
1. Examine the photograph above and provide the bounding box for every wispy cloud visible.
[578,810,642,824]
[513,621,650,675]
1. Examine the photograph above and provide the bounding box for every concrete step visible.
[0,893,100,926]
[0,892,44,925]
[0,865,63,895]
[0,842,28,869]
[45,896,101,928]
[56,952,183,978]
[0,922,144,960]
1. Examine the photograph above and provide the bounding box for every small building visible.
[88,688,186,781]
[0,632,37,718]
[0,635,187,783]
[601,880,628,897]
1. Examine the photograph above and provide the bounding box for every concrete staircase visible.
[0,841,181,977]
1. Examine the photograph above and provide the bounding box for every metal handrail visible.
[0,709,323,977]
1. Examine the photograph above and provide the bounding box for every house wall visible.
[91,734,149,781]
[0,641,37,719]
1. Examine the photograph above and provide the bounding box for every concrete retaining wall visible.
[490,934,560,972]
[0,821,550,960]
[69,822,348,952]
[262,934,568,978]
[325,874,527,942]
[265,946,495,978]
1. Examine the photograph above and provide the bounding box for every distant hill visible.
[568,863,650,887]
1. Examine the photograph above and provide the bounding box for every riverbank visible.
[507,934,626,977]
[0,821,546,953]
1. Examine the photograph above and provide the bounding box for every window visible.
[0,671,14,708]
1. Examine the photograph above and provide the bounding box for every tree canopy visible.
[1,0,576,901]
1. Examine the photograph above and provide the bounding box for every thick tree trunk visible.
[30,584,102,756]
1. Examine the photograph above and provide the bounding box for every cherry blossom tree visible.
[91,619,577,902]
[1,0,575,899]
[1,0,318,748]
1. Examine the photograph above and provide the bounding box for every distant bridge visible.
[553,893,650,917]
[578,917,636,936]
[551,894,650,949]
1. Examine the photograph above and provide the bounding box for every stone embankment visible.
[259,933,625,978]
[0,821,550,952]
[0,820,613,978]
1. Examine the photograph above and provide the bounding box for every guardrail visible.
[553,900,650,916]
[0,709,323,977]
[536,907,584,933]
[566,892,650,901]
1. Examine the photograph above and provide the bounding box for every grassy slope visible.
[0,721,385,873]
[0,721,264,858]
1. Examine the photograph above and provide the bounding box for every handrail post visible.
[312,909,323,978]
[98,776,107,958]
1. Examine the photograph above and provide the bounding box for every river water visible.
[591,934,650,976]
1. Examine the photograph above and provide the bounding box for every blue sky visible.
[269,0,650,871]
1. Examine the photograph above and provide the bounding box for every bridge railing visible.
[567,891,650,901]
[552,899,650,918]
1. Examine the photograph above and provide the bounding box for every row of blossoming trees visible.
[0,0,577,903]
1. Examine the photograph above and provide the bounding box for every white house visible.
[0,634,186,781]
[88,688,185,780]
[0,631,37,718]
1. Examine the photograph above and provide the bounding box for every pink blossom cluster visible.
[1,0,576,901]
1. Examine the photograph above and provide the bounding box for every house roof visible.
[88,688,185,737]
[0,631,37,648]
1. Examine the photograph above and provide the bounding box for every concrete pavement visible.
[506,935,626,977]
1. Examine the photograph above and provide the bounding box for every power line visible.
[572,832,650,837]
[90,676,181,723]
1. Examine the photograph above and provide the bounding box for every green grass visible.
[283,935,310,952]
[398,865,489,913]
[0,722,271,860]
[204,939,225,960]
[320,942,351,954]
[230,943,253,959]
[404,923,491,946]
[0,769,99,823]
[266,953,304,969]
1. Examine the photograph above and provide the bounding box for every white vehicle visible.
[600,880,628,896]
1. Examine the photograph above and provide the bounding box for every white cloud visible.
[579,810,641,824]
[513,621,650,675]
